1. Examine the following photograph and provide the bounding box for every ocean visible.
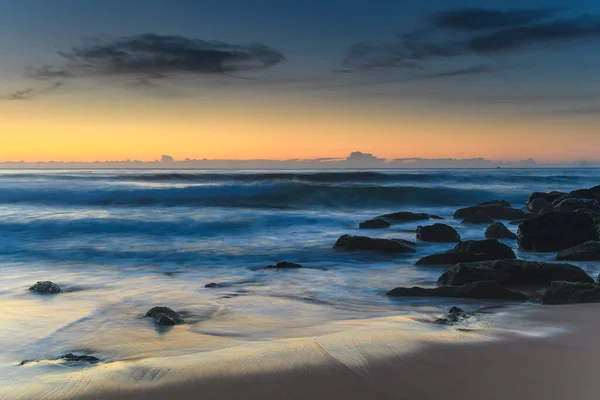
[1,168,599,392]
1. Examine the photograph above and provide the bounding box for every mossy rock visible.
[543,281,600,305]
[29,281,61,294]
[145,306,185,325]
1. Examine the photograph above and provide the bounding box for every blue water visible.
[0,168,599,384]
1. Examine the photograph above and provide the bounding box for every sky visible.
[1,0,600,163]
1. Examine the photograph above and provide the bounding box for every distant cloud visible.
[1,82,64,101]
[0,152,594,169]
[343,7,600,75]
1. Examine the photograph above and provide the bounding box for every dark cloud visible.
[427,8,561,32]
[14,34,285,98]
[469,15,600,53]
[43,34,285,78]
[343,7,600,74]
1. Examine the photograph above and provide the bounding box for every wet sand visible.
[6,304,599,400]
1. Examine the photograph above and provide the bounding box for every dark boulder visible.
[517,211,599,252]
[526,191,565,212]
[416,239,515,265]
[437,259,593,287]
[386,281,527,301]
[543,281,600,305]
[528,198,553,216]
[145,306,185,326]
[376,212,443,222]
[478,200,511,207]
[265,261,303,269]
[29,281,61,294]
[485,222,518,240]
[556,241,600,261]
[453,239,516,260]
[205,282,222,288]
[454,204,528,220]
[461,210,494,224]
[359,218,391,229]
[552,189,599,206]
[416,223,460,243]
[436,306,472,324]
[333,234,416,253]
[553,198,600,213]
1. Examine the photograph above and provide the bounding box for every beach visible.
[4,304,598,400]
[1,168,600,399]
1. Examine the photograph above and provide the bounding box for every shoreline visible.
[5,304,598,400]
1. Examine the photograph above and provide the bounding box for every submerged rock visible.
[205,282,223,288]
[416,223,460,243]
[461,211,494,224]
[359,218,391,229]
[485,222,518,240]
[265,261,304,269]
[386,281,527,301]
[145,306,185,326]
[435,306,474,324]
[437,259,593,287]
[376,212,443,222]
[333,234,416,253]
[543,281,600,305]
[416,252,497,265]
[556,241,600,261]
[517,211,598,252]
[61,353,100,364]
[29,281,61,294]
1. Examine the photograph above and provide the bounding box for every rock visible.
[528,198,552,216]
[454,204,528,220]
[61,353,100,364]
[359,218,391,229]
[376,212,443,222]
[333,234,416,253]
[205,282,222,288]
[416,223,460,242]
[265,261,304,269]
[485,222,518,240]
[437,259,593,287]
[29,281,61,294]
[435,306,474,324]
[453,239,516,260]
[478,200,511,207]
[554,198,600,213]
[552,189,599,205]
[416,252,498,265]
[556,241,600,261]
[386,281,527,301]
[526,191,566,212]
[416,239,515,265]
[145,306,185,326]
[543,281,600,305]
[461,210,494,224]
[517,211,599,252]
